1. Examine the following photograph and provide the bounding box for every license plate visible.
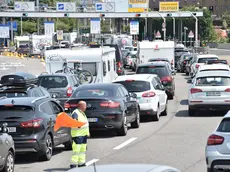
[7,127,16,133]
[88,118,98,123]
[206,92,220,96]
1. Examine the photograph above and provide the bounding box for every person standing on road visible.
[70,101,90,169]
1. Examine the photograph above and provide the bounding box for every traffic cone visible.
[40,57,45,62]
[38,55,40,59]
[32,56,34,59]
[20,54,24,59]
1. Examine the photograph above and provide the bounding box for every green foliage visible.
[21,21,37,34]
[222,11,230,27]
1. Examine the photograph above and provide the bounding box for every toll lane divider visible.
[2,51,45,62]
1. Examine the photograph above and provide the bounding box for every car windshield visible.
[196,76,230,86]
[183,55,191,60]
[38,76,68,89]
[217,118,230,132]
[136,66,170,78]
[201,69,229,72]
[74,89,113,97]
[0,92,28,97]
[114,81,150,92]
[198,57,218,63]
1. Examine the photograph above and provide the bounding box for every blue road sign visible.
[96,3,102,11]
[7,21,17,31]
[129,4,132,8]
[58,3,64,10]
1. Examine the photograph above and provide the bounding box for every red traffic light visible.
[135,14,141,17]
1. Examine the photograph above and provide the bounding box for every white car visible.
[113,74,168,121]
[188,71,230,116]
[190,54,219,77]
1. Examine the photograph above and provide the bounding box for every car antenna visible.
[93,162,97,172]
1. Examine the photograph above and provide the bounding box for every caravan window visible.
[103,61,107,76]
[113,59,116,71]
[74,62,97,76]
[108,60,110,71]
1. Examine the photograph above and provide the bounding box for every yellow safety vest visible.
[71,109,89,137]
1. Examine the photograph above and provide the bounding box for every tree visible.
[222,11,230,26]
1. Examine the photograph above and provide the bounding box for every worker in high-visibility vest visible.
[70,101,90,168]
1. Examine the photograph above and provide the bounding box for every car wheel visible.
[186,72,189,75]
[64,137,72,150]
[131,108,140,128]
[188,107,196,116]
[39,134,53,161]
[117,116,128,136]
[152,105,160,121]
[2,151,14,172]
[168,93,174,100]
[161,101,168,116]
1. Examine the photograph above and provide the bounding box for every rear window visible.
[125,47,133,51]
[38,76,68,89]
[114,81,150,92]
[74,89,113,98]
[19,45,28,48]
[0,105,34,118]
[0,92,27,97]
[196,76,230,86]
[183,55,191,60]
[149,59,169,63]
[201,69,229,72]
[136,66,170,78]
[217,118,230,132]
[198,57,218,63]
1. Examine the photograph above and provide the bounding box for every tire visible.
[39,134,53,161]
[186,72,189,75]
[168,93,174,100]
[152,106,160,121]
[161,101,168,116]
[64,137,72,150]
[2,151,14,172]
[131,108,140,128]
[117,116,128,136]
[78,69,93,84]
[188,107,196,116]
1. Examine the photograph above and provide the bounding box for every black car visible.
[64,83,140,136]
[0,96,72,161]
[136,62,175,100]
[0,72,51,98]
[176,53,192,73]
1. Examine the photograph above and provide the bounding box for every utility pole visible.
[36,0,40,34]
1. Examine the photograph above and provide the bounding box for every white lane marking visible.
[113,137,137,150]
[41,62,45,67]
[86,159,99,166]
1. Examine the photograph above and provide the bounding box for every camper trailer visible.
[45,46,118,83]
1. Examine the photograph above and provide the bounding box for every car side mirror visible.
[171,70,176,75]
[1,123,8,133]
[187,79,192,83]
[129,92,137,98]
[51,94,56,98]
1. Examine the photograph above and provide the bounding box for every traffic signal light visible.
[135,14,141,17]
[100,14,105,17]
[22,13,28,17]
[167,13,172,17]
[209,6,213,11]
[64,13,69,17]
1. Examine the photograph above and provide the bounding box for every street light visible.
[167,13,175,40]
[184,27,188,46]
[189,12,198,47]
[157,12,166,41]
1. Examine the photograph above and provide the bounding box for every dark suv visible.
[0,96,72,161]
[0,72,51,98]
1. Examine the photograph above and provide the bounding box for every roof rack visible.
[31,95,50,104]
[0,72,38,87]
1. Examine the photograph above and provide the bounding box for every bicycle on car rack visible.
[55,60,93,84]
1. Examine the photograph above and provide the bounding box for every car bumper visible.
[87,111,124,130]
[206,146,230,169]
[189,104,230,111]
[139,102,158,115]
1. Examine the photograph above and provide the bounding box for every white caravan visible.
[45,46,118,83]
[139,40,175,68]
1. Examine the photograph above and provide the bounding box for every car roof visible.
[0,97,45,106]
[196,71,230,78]
[138,61,168,67]
[197,54,218,58]
[199,64,230,70]
[224,110,230,119]
[148,57,169,61]
[76,83,120,90]
[113,74,155,82]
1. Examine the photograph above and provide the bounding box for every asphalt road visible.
[0,55,225,172]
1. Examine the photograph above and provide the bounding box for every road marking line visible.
[113,137,137,150]
[41,62,45,67]
[86,159,99,166]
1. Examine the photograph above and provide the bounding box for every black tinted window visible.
[49,101,62,114]
[198,57,218,63]
[0,105,34,118]
[136,66,170,78]
[217,118,230,132]
[38,76,68,88]
[74,89,113,97]
[40,102,53,115]
[114,81,150,92]
[196,76,230,86]
[0,92,27,97]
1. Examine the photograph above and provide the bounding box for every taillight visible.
[183,61,187,64]
[100,101,120,108]
[67,87,73,97]
[161,76,172,83]
[117,62,121,67]
[190,88,202,94]
[20,118,43,128]
[207,134,224,146]
[196,64,200,68]
[225,88,230,92]
[142,91,156,97]
[64,102,79,108]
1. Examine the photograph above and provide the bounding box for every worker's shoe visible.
[78,164,86,168]
[70,164,77,169]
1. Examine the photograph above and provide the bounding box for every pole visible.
[180,19,183,43]
[10,17,13,42]
[190,12,198,47]
[184,28,186,46]
[36,0,40,34]
[20,17,23,36]
[172,17,175,40]
[110,18,112,33]
[145,18,147,39]
[157,12,166,41]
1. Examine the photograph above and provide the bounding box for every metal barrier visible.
[190,46,210,54]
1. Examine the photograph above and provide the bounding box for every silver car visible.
[205,111,230,172]
[188,71,230,116]
[0,123,15,172]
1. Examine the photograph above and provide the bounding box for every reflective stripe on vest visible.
[71,109,89,137]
